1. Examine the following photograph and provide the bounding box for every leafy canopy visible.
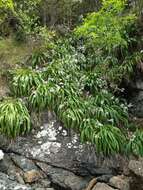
[0,0,14,9]
[0,0,14,23]
[75,0,136,52]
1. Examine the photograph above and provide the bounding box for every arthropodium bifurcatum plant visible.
[11,68,43,96]
[0,98,31,138]
[80,121,126,155]
[29,81,60,111]
[126,130,143,156]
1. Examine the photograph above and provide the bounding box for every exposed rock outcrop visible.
[0,111,141,190]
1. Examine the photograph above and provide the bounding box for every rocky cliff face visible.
[0,111,142,190]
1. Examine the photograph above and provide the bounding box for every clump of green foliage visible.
[74,0,143,86]
[0,0,14,22]
[0,98,31,138]
[0,0,14,36]
[29,82,59,110]
[11,68,43,96]
[126,130,143,157]
[75,0,136,52]
[14,0,41,40]
[27,49,48,68]
[81,122,126,155]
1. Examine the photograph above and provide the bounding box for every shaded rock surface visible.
[129,160,143,178]
[128,72,143,118]
[128,159,143,190]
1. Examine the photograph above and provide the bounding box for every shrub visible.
[0,0,14,36]
[0,0,14,22]
[75,0,136,53]
[74,0,141,88]
[0,98,31,138]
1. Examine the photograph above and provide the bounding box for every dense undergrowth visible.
[0,0,143,156]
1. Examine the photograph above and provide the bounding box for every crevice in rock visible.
[51,183,71,190]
